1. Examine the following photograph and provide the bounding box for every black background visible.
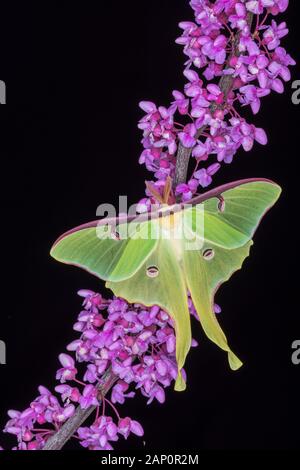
[0,0,299,452]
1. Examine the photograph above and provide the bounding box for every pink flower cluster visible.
[1,290,198,450]
[138,0,294,205]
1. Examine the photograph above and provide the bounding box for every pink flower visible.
[111,381,135,404]
[172,90,189,115]
[229,3,248,30]
[239,85,271,114]
[55,385,81,402]
[262,20,288,50]
[201,35,227,64]
[175,179,198,201]
[194,163,221,188]
[79,385,99,409]
[56,354,77,383]
[246,0,289,15]
[230,118,268,151]
[192,141,210,159]
[118,417,144,439]
[178,123,197,148]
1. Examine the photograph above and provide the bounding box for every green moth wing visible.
[51,218,159,282]
[180,179,281,374]
[186,179,281,249]
[183,241,252,371]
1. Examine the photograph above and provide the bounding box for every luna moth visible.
[50,178,281,391]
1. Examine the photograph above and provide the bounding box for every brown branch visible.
[173,12,254,190]
[43,12,254,452]
[43,368,118,450]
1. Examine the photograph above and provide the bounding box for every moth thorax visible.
[158,210,183,237]
[157,210,184,262]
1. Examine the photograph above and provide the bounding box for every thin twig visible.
[43,368,118,450]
